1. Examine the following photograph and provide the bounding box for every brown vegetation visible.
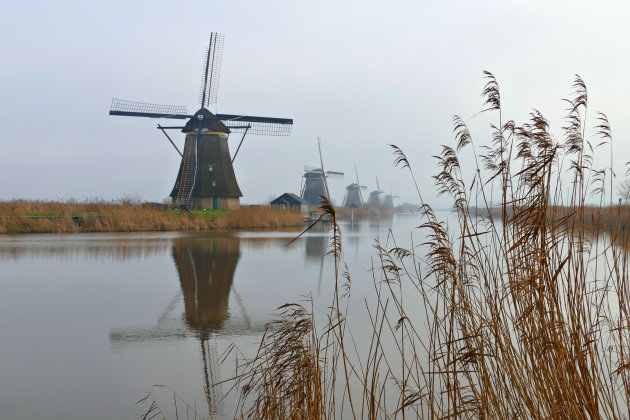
[0,200,304,234]
[476,204,630,230]
[142,73,630,419]
[221,73,630,419]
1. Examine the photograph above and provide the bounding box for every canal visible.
[0,213,426,419]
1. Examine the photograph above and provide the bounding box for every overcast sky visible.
[2,0,629,207]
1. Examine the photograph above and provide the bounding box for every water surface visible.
[0,214,424,419]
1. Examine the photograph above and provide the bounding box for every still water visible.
[0,214,426,419]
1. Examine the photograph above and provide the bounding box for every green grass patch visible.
[189,209,230,219]
[164,209,230,220]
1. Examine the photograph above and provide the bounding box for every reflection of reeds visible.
[223,73,630,418]
[0,201,303,233]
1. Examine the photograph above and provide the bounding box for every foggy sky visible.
[2,0,629,208]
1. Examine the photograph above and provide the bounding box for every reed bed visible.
[141,72,630,419]
[217,73,630,419]
[0,201,304,233]
[475,204,630,230]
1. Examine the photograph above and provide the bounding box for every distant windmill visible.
[300,138,343,206]
[108,33,293,209]
[342,165,367,208]
[384,184,400,208]
[367,177,384,207]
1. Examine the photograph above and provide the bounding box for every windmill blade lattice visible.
[110,99,190,119]
[224,121,292,136]
[199,33,225,108]
[221,113,293,136]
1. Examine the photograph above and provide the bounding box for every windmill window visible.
[212,181,216,187]
[208,164,214,172]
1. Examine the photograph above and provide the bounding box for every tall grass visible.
[137,73,630,418]
[222,73,630,419]
[0,200,304,233]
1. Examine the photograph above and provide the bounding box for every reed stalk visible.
[146,73,630,419]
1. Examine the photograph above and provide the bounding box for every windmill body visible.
[384,184,400,209]
[367,176,384,208]
[367,190,382,207]
[300,138,343,206]
[170,109,242,209]
[343,165,366,208]
[384,194,400,208]
[301,169,328,206]
[343,183,364,208]
[109,33,292,210]
[384,195,394,208]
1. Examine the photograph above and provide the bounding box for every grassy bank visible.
[0,200,304,234]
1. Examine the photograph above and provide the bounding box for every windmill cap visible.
[183,108,230,134]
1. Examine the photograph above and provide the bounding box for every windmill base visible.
[187,197,241,210]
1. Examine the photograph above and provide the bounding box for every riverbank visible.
[335,205,394,219]
[0,200,304,234]
[473,204,630,229]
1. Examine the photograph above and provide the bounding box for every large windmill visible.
[300,138,343,206]
[109,33,293,209]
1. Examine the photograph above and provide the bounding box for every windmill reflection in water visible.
[109,236,259,415]
[108,232,336,415]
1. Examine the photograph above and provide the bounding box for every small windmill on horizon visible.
[300,138,344,206]
[367,177,384,207]
[108,33,293,210]
[384,183,400,208]
[343,165,367,208]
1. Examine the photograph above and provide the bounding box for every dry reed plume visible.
[144,72,630,419]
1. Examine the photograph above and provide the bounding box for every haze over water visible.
[0,214,426,419]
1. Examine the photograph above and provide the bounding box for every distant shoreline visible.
[0,200,304,234]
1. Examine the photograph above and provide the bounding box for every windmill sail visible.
[109,99,190,119]
[200,33,224,108]
[355,165,364,204]
[317,138,330,198]
[220,114,293,136]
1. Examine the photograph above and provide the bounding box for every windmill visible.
[300,138,344,206]
[384,183,400,208]
[342,165,367,208]
[367,176,384,207]
[108,33,293,209]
